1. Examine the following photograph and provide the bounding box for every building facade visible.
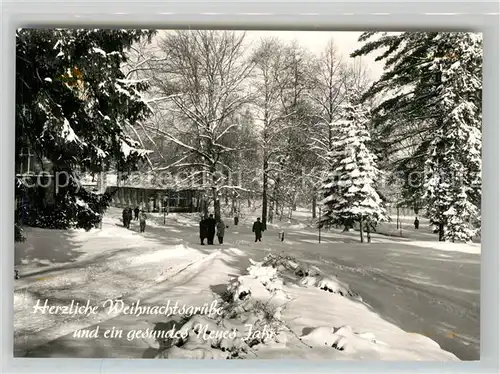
[81,172,203,213]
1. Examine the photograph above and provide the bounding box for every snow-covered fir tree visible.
[423,33,482,242]
[16,29,155,235]
[320,98,386,243]
[352,32,482,242]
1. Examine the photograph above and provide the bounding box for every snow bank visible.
[16,211,461,361]
[154,253,458,360]
[260,253,362,301]
[155,259,290,359]
[300,325,386,351]
[228,259,288,303]
[404,241,480,255]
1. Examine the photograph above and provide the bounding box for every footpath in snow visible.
[14,209,460,360]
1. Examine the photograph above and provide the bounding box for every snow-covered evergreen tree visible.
[320,99,386,242]
[352,32,482,242]
[16,29,155,233]
[422,33,482,242]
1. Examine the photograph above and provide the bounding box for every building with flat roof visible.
[80,172,203,213]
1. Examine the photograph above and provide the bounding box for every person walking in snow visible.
[134,206,140,221]
[127,207,133,229]
[414,217,420,230]
[199,217,208,245]
[252,217,264,242]
[139,210,147,233]
[122,208,129,228]
[216,219,227,245]
[205,214,217,245]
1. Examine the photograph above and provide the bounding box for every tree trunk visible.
[231,193,236,216]
[366,220,371,243]
[208,164,221,221]
[96,170,107,194]
[202,199,209,218]
[214,199,221,221]
[343,218,351,232]
[212,188,221,222]
[439,222,445,241]
[262,158,269,230]
[271,175,282,223]
[359,216,364,243]
[312,193,317,219]
[53,168,58,202]
[268,200,274,223]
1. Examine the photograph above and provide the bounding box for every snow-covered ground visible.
[14,207,479,360]
[230,204,481,247]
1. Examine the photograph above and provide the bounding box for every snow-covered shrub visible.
[247,259,277,280]
[156,259,291,359]
[227,274,287,306]
[227,277,252,302]
[260,253,361,300]
[246,259,286,295]
[260,253,323,279]
[154,313,248,359]
[154,305,285,359]
[15,223,25,242]
[19,184,116,231]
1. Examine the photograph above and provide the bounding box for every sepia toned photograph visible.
[14,28,481,360]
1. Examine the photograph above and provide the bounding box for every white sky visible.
[155,30,385,81]
[240,31,385,80]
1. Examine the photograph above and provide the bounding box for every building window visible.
[18,148,37,175]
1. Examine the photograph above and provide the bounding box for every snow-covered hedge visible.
[155,260,290,359]
[260,253,362,301]
[154,253,367,359]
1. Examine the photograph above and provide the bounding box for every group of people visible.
[122,206,148,233]
[121,206,267,243]
[199,214,226,245]
[199,215,266,245]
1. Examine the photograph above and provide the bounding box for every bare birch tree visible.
[145,30,254,221]
[250,38,298,229]
[308,40,373,219]
[271,41,317,222]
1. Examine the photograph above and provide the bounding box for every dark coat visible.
[199,220,208,239]
[252,221,264,235]
[205,217,217,235]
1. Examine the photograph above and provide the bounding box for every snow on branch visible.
[143,123,215,164]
